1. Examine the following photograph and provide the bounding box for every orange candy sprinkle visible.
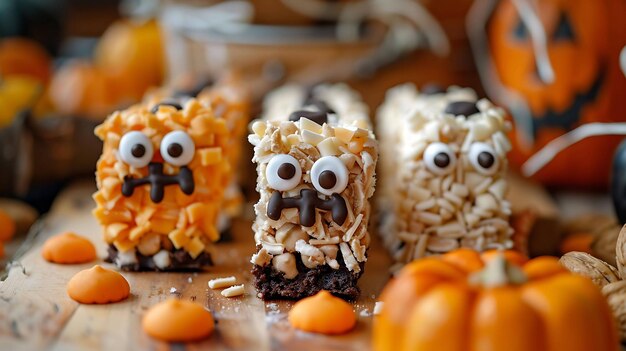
[288,290,356,335]
[67,265,130,304]
[142,299,215,342]
[42,232,97,264]
[0,209,16,242]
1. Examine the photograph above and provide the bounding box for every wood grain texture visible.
[0,182,391,351]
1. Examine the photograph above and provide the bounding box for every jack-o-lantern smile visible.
[530,69,604,135]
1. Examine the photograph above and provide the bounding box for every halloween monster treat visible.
[249,84,377,300]
[377,84,513,267]
[143,75,251,232]
[93,97,232,271]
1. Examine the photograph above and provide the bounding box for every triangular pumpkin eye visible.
[513,18,528,40]
[553,13,575,41]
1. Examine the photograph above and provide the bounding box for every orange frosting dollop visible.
[67,265,130,304]
[42,232,97,264]
[142,299,215,342]
[0,209,16,242]
[288,290,356,334]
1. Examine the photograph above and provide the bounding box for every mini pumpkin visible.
[49,61,119,119]
[373,249,619,351]
[0,37,51,83]
[486,0,626,188]
[95,18,164,102]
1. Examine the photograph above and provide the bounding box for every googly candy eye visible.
[469,142,499,175]
[311,156,349,196]
[266,154,302,191]
[160,131,196,167]
[119,131,154,168]
[423,142,456,175]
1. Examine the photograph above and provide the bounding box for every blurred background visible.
[0,0,624,216]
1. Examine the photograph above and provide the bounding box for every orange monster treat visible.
[67,265,130,304]
[93,97,232,271]
[0,241,4,258]
[42,232,97,264]
[0,209,16,242]
[143,74,251,230]
[288,290,356,334]
[142,299,215,342]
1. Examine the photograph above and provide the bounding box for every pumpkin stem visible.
[470,253,527,287]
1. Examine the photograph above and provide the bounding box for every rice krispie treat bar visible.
[144,74,251,230]
[249,84,378,300]
[93,97,232,271]
[377,84,514,268]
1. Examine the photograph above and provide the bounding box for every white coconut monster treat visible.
[249,83,377,300]
[377,83,514,268]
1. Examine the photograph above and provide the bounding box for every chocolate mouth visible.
[122,163,194,203]
[267,189,348,227]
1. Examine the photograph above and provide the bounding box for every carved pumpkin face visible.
[487,0,626,188]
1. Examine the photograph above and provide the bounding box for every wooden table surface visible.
[0,182,392,351]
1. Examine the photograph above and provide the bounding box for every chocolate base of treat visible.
[105,245,213,272]
[252,251,364,301]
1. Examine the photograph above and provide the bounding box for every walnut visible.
[602,280,626,340]
[559,251,620,287]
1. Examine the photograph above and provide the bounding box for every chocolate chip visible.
[478,151,495,169]
[277,163,296,180]
[444,101,480,117]
[173,77,214,98]
[434,153,450,168]
[318,170,337,189]
[421,83,445,95]
[288,110,328,125]
[167,143,183,158]
[150,100,183,114]
[131,144,146,158]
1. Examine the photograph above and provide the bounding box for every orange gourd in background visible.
[95,18,165,102]
[487,0,626,188]
[48,61,119,119]
[373,249,619,351]
[0,38,51,84]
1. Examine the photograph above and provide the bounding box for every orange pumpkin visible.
[487,0,626,188]
[49,61,119,119]
[95,18,164,102]
[0,37,51,83]
[373,249,619,351]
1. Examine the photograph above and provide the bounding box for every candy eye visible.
[311,156,349,196]
[160,131,195,166]
[423,142,456,175]
[119,131,154,168]
[469,142,499,175]
[266,154,302,191]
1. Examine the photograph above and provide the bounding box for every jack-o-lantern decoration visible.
[477,0,626,188]
[373,248,620,351]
